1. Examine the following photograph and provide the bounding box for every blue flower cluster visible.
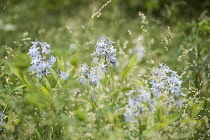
[78,64,100,86]
[28,40,68,80]
[28,40,56,78]
[79,38,118,87]
[124,63,185,122]
[124,86,155,122]
[92,38,118,70]
[150,63,185,104]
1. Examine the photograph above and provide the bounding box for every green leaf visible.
[43,77,51,91]
[8,109,20,126]
[40,84,51,99]
[81,96,97,109]
[50,68,61,87]
[134,79,146,86]
[50,68,58,80]
[56,56,65,71]
[190,102,204,118]
[9,84,29,95]
[8,109,14,123]
[183,116,200,123]
[23,73,32,85]
[121,54,137,81]
[34,129,42,140]
[164,114,180,125]
[4,61,25,82]
[24,93,50,108]
[152,114,180,130]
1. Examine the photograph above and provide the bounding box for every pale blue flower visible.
[48,56,57,65]
[124,63,185,122]
[92,38,118,69]
[78,38,118,87]
[79,64,101,87]
[30,55,42,65]
[87,71,100,86]
[27,45,40,57]
[28,40,56,78]
[78,77,86,84]
[58,70,68,80]
[124,86,155,122]
[150,63,185,104]
[41,43,51,54]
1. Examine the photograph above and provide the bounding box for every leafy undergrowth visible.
[0,1,210,139]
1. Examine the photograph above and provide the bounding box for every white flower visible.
[96,41,106,47]
[124,107,135,122]
[78,38,118,87]
[98,63,107,73]
[41,61,51,70]
[41,42,51,54]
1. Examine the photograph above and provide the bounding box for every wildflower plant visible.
[78,64,101,86]
[150,63,186,106]
[1,2,209,139]
[124,86,155,122]
[27,40,68,80]
[27,40,56,78]
[79,38,118,87]
[124,63,186,122]
[92,38,118,69]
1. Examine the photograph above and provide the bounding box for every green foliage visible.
[180,18,210,95]
[122,54,137,82]
[0,0,209,139]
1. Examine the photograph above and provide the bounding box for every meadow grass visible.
[0,0,210,139]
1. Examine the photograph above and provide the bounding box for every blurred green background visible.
[1,0,210,50]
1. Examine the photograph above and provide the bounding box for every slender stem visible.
[104,55,108,85]
[3,104,7,114]
[54,75,59,88]
[138,118,142,140]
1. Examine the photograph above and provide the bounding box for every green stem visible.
[54,75,59,88]
[138,118,142,140]
[3,104,7,114]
